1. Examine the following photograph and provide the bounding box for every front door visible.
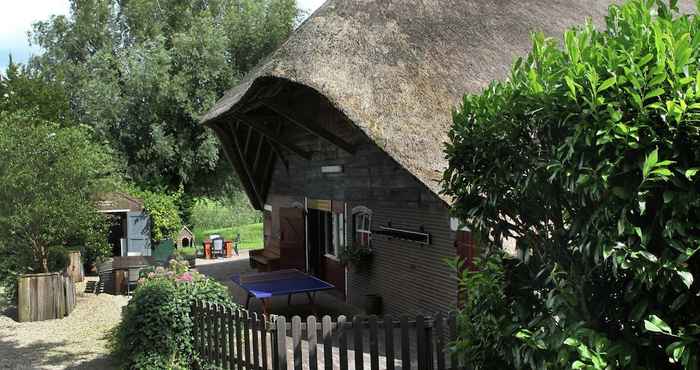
[306,200,347,297]
[279,207,306,270]
[127,211,151,256]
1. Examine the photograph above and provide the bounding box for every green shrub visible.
[448,255,517,369]
[443,0,700,368]
[128,187,183,241]
[110,260,234,369]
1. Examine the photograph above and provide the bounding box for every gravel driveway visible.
[0,277,128,370]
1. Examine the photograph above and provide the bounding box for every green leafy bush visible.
[443,1,700,368]
[110,260,234,369]
[448,255,517,369]
[129,187,184,242]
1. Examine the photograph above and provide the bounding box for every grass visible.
[193,222,263,250]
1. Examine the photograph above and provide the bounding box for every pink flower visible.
[176,272,193,282]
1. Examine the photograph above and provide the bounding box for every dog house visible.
[94,192,152,257]
[177,226,195,248]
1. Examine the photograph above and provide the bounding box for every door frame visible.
[305,197,348,299]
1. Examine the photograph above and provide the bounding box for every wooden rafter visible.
[210,124,264,209]
[229,113,311,160]
[263,99,355,154]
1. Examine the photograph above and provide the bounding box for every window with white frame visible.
[352,207,372,247]
[328,212,345,257]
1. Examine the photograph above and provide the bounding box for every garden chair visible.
[213,238,224,258]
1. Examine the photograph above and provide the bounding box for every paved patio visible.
[194,251,362,319]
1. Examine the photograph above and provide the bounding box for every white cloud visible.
[298,0,326,14]
[0,0,70,69]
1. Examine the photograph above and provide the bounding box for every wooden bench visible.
[249,241,280,272]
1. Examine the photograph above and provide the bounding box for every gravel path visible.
[0,277,128,370]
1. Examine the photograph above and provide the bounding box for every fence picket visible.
[322,316,332,370]
[252,313,260,370]
[338,315,348,370]
[384,315,395,370]
[236,310,243,370]
[353,316,363,370]
[228,308,236,370]
[400,316,410,370]
[369,316,379,370]
[292,316,302,370]
[435,313,445,370]
[276,316,287,370]
[242,310,251,370]
[306,316,318,370]
[207,303,214,363]
[416,315,426,370]
[261,318,269,370]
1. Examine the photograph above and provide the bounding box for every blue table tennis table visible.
[230,269,334,314]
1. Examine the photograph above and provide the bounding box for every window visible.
[352,207,372,247]
[329,213,345,257]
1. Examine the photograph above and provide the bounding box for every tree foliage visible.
[0,110,117,274]
[444,1,700,368]
[0,57,71,124]
[29,0,298,191]
[128,186,184,242]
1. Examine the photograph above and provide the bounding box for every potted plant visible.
[338,244,373,271]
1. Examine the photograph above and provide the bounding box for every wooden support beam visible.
[252,133,264,171]
[243,125,253,155]
[228,124,264,209]
[210,124,264,209]
[263,99,355,154]
[229,113,311,160]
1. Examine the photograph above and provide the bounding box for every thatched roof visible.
[202,0,694,207]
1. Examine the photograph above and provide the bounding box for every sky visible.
[0,0,326,71]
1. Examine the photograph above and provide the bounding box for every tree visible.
[443,1,700,368]
[0,56,71,124]
[29,0,299,193]
[0,110,117,274]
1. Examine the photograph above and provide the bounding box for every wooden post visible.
[67,251,83,282]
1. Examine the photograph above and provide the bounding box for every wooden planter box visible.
[17,272,76,322]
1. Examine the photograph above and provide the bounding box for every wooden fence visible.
[191,301,465,370]
[17,272,76,322]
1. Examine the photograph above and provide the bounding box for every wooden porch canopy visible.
[204,78,355,210]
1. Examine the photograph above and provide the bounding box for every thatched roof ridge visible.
[202,0,693,204]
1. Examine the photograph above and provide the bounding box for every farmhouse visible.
[201,0,617,315]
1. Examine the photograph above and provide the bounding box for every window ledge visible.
[324,253,340,262]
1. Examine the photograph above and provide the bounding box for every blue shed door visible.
[127,211,151,256]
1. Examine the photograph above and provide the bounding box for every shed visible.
[177,226,195,248]
[200,0,679,314]
[94,192,152,257]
